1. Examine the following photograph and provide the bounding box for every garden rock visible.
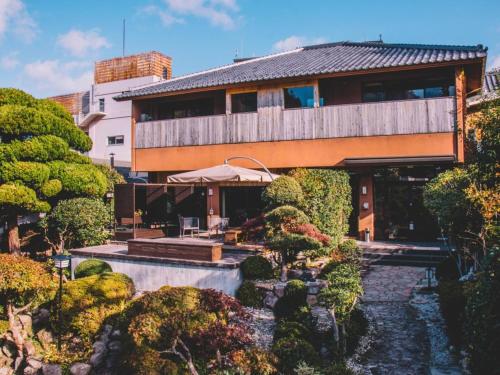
[0,355,12,368]
[42,364,62,375]
[0,367,13,375]
[253,281,274,291]
[26,358,43,370]
[264,292,278,309]
[36,329,53,351]
[32,309,50,328]
[306,294,318,306]
[107,341,122,353]
[1,341,17,358]
[69,363,91,375]
[288,269,304,280]
[311,306,334,334]
[306,281,322,294]
[18,315,32,336]
[23,341,36,357]
[273,282,286,298]
[110,330,121,340]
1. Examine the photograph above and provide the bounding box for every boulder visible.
[311,306,335,334]
[306,294,318,306]
[253,281,275,292]
[23,341,36,357]
[26,358,43,370]
[18,315,33,336]
[263,292,278,309]
[110,330,121,340]
[69,363,91,375]
[306,281,322,295]
[41,364,62,375]
[89,346,107,369]
[1,340,17,358]
[107,341,122,353]
[36,330,53,351]
[0,367,13,375]
[273,282,286,298]
[32,309,50,328]
[287,269,304,280]
[23,366,39,375]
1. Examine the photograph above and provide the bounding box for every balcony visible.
[135,97,455,149]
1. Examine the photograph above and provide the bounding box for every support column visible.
[207,184,220,229]
[358,174,374,241]
[455,66,466,163]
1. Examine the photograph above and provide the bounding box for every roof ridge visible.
[303,41,487,52]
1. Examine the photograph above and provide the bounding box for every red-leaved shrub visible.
[290,223,331,246]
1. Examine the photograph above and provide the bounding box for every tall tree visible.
[0,88,107,254]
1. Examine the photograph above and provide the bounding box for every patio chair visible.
[178,215,200,238]
[207,216,230,238]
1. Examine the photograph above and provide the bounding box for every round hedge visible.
[240,255,273,280]
[262,175,304,208]
[74,259,112,279]
[236,280,263,308]
[273,321,313,343]
[272,337,320,373]
[284,280,308,305]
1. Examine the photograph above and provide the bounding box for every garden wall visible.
[70,254,243,296]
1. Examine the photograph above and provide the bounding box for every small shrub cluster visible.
[240,255,273,280]
[74,259,112,279]
[262,175,304,209]
[241,214,266,241]
[236,280,263,308]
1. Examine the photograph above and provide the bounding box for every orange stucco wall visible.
[133,132,456,172]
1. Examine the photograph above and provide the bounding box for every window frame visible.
[283,85,315,109]
[107,135,124,146]
[98,98,105,112]
[231,92,258,114]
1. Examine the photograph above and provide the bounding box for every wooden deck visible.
[128,237,222,261]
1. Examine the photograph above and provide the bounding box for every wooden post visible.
[358,174,374,240]
[131,101,139,172]
[225,92,231,115]
[455,66,466,163]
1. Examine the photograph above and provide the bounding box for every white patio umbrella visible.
[166,163,279,183]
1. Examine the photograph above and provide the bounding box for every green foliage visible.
[272,337,320,373]
[59,272,134,342]
[0,161,50,189]
[236,280,263,308]
[265,205,309,236]
[318,263,363,322]
[41,179,63,198]
[267,233,322,264]
[48,161,107,197]
[63,151,92,164]
[240,255,273,280]
[463,247,500,374]
[0,88,38,107]
[284,280,308,306]
[337,239,363,265]
[437,279,467,347]
[94,163,126,191]
[322,363,356,375]
[41,198,111,250]
[115,286,253,375]
[9,135,70,162]
[0,254,54,309]
[229,348,278,375]
[0,183,50,214]
[435,256,461,281]
[262,176,304,209]
[274,281,309,322]
[290,168,352,247]
[344,308,368,356]
[74,259,113,279]
[273,321,312,343]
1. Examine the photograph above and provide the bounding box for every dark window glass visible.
[424,87,445,98]
[108,135,124,145]
[99,98,105,112]
[284,86,315,108]
[162,67,169,79]
[363,80,455,103]
[405,88,424,99]
[231,92,257,113]
[363,83,386,102]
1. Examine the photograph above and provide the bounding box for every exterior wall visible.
[94,51,172,84]
[86,76,162,167]
[49,91,86,115]
[133,132,456,172]
[358,175,374,240]
[71,254,243,295]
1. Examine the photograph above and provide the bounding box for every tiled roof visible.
[468,69,499,106]
[115,41,487,100]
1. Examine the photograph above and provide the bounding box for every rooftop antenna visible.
[122,19,126,57]
[379,34,383,43]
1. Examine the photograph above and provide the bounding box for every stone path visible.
[356,266,431,375]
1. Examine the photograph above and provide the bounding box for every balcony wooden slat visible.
[135,97,456,149]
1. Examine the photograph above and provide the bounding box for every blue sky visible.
[1,0,499,97]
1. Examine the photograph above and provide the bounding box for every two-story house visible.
[114,41,487,240]
[51,51,172,178]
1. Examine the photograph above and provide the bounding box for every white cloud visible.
[488,54,500,70]
[0,0,37,42]
[273,36,328,52]
[24,60,93,94]
[56,29,111,57]
[1,51,19,69]
[141,0,239,29]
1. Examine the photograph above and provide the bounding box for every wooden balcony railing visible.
[135,96,455,149]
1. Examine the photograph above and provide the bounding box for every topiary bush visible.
[338,239,362,264]
[74,259,112,279]
[262,175,304,209]
[236,280,263,307]
[59,272,135,342]
[290,168,352,248]
[273,321,313,343]
[272,337,320,373]
[240,255,273,280]
[274,280,311,322]
[284,280,308,306]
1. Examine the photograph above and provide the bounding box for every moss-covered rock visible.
[240,255,273,280]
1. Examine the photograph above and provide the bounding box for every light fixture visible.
[52,254,71,351]
[361,186,367,195]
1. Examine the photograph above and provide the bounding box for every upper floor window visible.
[284,86,315,109]
[163,67,169,80]
[231,92,257,113]
[362,80,455,103]
[99,98,105,112]
[108,135,124,145]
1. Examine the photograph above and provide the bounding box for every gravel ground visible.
[245,307,276,350]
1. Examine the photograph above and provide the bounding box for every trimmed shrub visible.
[41,179,62,198]
[41,197,111,250]
[236,280,263,308]
[262,175,304,209]
[338,239,363,264]
[48,161,107,198]
[284,280,307,306]
[290,223,331,247]
[274,281,310,322]
[265,205,309,236]
[437,279,466,347]
[272,337,320,373]
[240,255,273,280]
[59,272,134,341]
[241,214,266,241]
[290,168,352,248]
[345,308,368,356]
[229,348,278,375]
[273,321,313,343]
[74,259,113,279]
[0,161,50,189]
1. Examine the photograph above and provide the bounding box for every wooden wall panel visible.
[135,97,455,149]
